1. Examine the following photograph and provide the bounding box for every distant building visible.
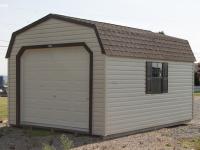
[194,62,200,85]
[195,62,200,73]
[3,76,7,86]
[0,76,4,88]
[0,76,7,97]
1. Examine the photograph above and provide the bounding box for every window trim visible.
[146,61,168,94]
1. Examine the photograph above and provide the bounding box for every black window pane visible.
[162,78,168,93]
[146,62,152,93]
[152,63,162,77]
[162,63,168,93]
[146,62,152,77]
[151,78,162,93]
[162,63,168,77]
[146,62,168,94]
[146,78,151,93]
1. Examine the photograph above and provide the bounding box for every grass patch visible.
[42,134,73,150]
[23,128,57,137]
[194,90,200,96]
[0,97,8,120]
[165,143,171,147]
[194,90,200,94]
[180,138,200,149]
[194,92,200,96]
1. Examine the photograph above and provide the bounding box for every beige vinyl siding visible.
[105,56,193,135]
[8,18,105,135]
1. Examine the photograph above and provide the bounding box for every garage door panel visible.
[20,46,90,132]
[23,109,89,120]
[23,94,89,102]
[24,71,89,81]
[22,120,88,131]
[23,113,88,127]
[22,121,88,131]
[23,47,88,60]
[23,80,89,90]
[24,64,89,71]
[24,61,89,70]
[23,100,89,112]
[24,90,89,101]
[23,109,89,118]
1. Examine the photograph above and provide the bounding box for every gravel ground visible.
[0,96,200,150]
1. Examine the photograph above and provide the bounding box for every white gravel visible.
[0,96,200,150]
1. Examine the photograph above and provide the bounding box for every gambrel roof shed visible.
[6,14,195,62]
[6,14,195,137]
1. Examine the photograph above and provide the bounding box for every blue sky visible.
[0,0,200,75]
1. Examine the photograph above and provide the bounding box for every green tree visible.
[195,72,200,86]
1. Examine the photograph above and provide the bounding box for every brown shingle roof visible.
[6,14,195,62]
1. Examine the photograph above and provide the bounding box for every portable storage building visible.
[6,14,195,137]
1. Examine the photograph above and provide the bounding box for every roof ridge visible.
[52,13,188,42]
[52,14,152,32]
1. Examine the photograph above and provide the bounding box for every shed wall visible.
[8,18,105,135]
[105,56,193,135]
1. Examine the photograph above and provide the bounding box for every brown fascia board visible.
[5,14,105,58]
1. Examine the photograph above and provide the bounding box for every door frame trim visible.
[16,42,93,135]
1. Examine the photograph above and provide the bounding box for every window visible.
[146,62,168,94]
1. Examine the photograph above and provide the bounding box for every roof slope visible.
[6,14,195,62]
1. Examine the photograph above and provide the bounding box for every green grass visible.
[23,128,57,137]
[165,143,171,147]
[194,91,200,96]
[0,97,8,121]
[194,93,200,96]
[180,138,200,149]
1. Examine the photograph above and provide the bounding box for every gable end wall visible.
[8,18,105,136]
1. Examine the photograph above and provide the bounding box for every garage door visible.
[20,46,89,132]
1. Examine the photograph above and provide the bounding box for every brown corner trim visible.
[16,42,93,135]
[192,64,194,119]
[6,14,105,58]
